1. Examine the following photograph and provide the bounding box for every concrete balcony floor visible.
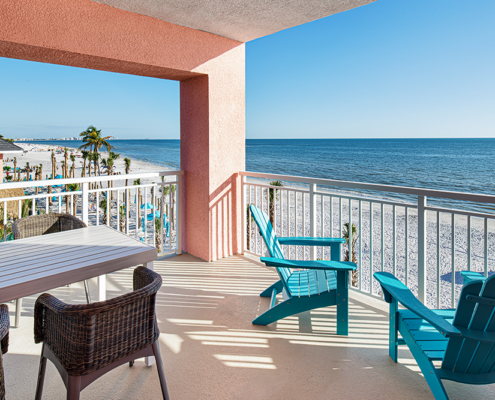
[4,253,494,399]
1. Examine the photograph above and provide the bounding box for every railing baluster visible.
[437,211,440,309]
[135,187,139,240]
[359,200,362,290]
[381,203,384,272]
[370,202,373,294]
[484,218,488,278]
[467,216,471,271]
[3,201,6,242]
[451,213,455,308]
[96,192,100,226]
[309,184,316,260]
[106,190,110,227]
[393,205,396,276]
[417,195,427,304]
[405,207,409,287]
[144,187,147,243]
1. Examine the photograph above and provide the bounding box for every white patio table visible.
[0,225,157,321]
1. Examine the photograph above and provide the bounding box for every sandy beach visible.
[5,142,174,185]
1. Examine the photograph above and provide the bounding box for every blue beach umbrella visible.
[140,203,155,210]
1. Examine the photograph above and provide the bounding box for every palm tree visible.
[13,157,17,182]
[63,148,69,178]
[70,154,76,178]
[154,216,162,253]
[81,150,90,177]
[163,185,176,230]
[343,222,359,287]
[51,150,56,179]
[268,180,284,227]
[124,158,131,216]
[67,183,80,215]
[24,162,30,181]
[79,126,114,177]
[99,198,108,225]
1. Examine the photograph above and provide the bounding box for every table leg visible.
[98,275,106,302]
[144,261,154,270]
[15,298,22,328]
[144,260,155,365]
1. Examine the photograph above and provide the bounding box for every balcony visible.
[2,171,495,399]
[3,252,491,399]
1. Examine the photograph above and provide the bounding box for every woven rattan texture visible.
[0,304,10,400]
[34,267,161,376]
[12,213,87,240]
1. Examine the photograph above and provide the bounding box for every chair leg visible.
[336,271,349,336]
[259,280,283,297]
[152,341,170,400]
[66,376,81,400]
[252,298,298,326]
[35,348,47,400]
[83,280,91,303]
[14,298,22,328]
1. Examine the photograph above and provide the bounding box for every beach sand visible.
[5,143,173,185]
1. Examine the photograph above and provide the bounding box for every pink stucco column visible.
[181,45,246,261]
[0,154,3,182]
[0,0,245,261]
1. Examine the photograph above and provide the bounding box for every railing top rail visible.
[0,170,183,190]
[241,171,495,205]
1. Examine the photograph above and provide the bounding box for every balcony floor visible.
[4,253,494,399]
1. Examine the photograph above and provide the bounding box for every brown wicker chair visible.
[12,213,87,239]
[34,266,169,400]
[11,213,91,328]
[0,304,10,400]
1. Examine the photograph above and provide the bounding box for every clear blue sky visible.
[0,0,494,139]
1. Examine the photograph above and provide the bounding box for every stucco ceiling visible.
[93,0,376,42]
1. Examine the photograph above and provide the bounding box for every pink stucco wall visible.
[0,0,246,261]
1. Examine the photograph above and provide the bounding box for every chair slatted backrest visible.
[249,205,292,282]
[442,275,495,374]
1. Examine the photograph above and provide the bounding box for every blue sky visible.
[0,0,494,139]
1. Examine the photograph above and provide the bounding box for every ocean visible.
[25,138,495,212]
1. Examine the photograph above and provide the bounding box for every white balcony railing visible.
[241,171,495,309]
[0,171,183,256]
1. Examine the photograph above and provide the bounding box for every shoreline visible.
[4,143,176,185]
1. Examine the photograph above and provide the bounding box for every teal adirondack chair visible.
[249,204,356,335]
[375,271,495,400]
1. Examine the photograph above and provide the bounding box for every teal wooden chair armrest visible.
[277,237,345,246]
[375,272,460,337]
[374,271,495,400]
[261,257,356,272]
[460,270,486,285]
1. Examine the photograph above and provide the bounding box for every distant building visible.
[0,138,23,182]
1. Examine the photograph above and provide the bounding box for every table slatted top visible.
[0,225,157,303]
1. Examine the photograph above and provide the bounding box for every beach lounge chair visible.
[374,271,495,400]
[249,204,356,335]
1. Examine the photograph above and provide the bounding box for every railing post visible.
[417,195,427,304]
[241,175,246,254]
[82,182,89,225]
[177,173,182,255]
[310,183,317,260]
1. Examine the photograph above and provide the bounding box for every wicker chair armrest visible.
[0,305,9,354]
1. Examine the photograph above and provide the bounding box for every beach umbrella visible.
[140,202,155,210]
